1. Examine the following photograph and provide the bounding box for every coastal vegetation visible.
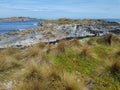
[0,34,120,90]
[39,18,120,25]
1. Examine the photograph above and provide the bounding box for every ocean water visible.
[104,19,120,23]
[0,19,42,34]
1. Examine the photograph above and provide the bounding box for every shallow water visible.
[0,19,42,33]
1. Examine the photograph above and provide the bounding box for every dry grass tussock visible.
[79,46,97,59]
[106,59,120,75]
[0,54,21,72]
[97,34,120,45]
[2,47,20,55]
[97,59,120,78]
[56,40,67,53]
[0,35,119,90]
[24,46,40,58]
[13,62,87,90]
[69,38,82,47]
[36,42,46,49]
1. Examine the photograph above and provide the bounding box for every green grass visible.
[0,34,120,90]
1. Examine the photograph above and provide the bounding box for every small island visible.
[0,17,38,21]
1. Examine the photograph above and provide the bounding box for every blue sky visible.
[0,0,120,19]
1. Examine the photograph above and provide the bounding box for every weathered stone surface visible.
[0,20,120,48]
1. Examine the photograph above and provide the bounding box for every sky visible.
[0,0,120,19]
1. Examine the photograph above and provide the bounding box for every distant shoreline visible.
[0,17,40,22]
[0,17,120,21]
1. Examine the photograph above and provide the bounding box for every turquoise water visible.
[0,19,42,33]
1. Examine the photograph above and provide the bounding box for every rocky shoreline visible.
[0,19,120,48]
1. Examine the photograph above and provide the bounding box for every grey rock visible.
[0,20,120,48]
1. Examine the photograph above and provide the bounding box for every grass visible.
[15,62,45,90]
[14,62,87,90]
[104,59,120,81]
[39,18,110,25]
[97,34,120,46]
[0,34,120,90]
[36,42,46,49]
[56,40,67,53]
[0,54,21,72]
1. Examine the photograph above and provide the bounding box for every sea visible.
[104,19,120,23]
[0,19,42,34]
[0,19,120,34]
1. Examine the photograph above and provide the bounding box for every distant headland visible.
[0,17,38,21]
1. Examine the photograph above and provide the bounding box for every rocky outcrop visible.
[0,19,120,48]
[42,23,120,37]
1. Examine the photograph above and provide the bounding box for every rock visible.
[109,29,120,35]
[0,19,120,48]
